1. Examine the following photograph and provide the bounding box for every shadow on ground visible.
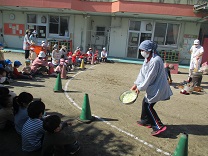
[156,124,208,139]
[0,114,134,156]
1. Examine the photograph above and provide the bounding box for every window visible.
[49,16,69,36]
[129,21,141,31]
[49,16,59,34]
[96,27,105,36]
[154,22,180,46]
[27,14,37,23]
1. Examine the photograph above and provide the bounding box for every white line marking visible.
[64,66,171,156]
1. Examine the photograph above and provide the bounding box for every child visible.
[60,45,68,59]
[31,51,48,76]
[54,59,67,79]
[0,87,16,130]
[71,53,77,69]
[52,44,62,67]
[29,47,37,63]
[4,59,14,79]
[29,30,38,45]
[13,60,33,79]
[101,47,108,63]
[0,67,9,84]
[48,62,57,76]
[13,92,33,135]
[41,41,47,53]
[86,48,94,64]
[42,115,80,156]
[67,51,73,70]
[22,100,45,152]
[22,60,32,75]
[46,42,51,56]
[94,50,99,64]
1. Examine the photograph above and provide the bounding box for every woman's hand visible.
[130,84,140,94]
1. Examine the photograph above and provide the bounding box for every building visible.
[0,0,208,65]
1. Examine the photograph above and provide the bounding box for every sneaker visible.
[151,126,167,136]
[137,121,151,128]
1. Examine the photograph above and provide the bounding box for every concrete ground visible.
[1,52,207,156]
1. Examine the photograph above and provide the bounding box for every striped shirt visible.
[134,54,173,103]
[22,118,45,152]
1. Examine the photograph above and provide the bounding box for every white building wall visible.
[73,15,87,52]
[179,22,201,64]
[85,16,111,53]
[109,17,129,57]
[2,11,26,49]
[0,10,203,66]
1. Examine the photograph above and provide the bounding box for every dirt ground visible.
[0,52,208,156]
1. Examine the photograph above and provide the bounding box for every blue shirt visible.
[22,118,45,152]
[134,55,173,103]
[14,107,28,135]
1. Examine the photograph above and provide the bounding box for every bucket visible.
[192,73,203,86]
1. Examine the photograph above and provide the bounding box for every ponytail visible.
[12,92,33,115]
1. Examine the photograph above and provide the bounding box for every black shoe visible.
[137,121,151,128]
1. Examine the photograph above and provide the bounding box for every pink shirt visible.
[31,57,48,72]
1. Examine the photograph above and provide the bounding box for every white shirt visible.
[190,45,204,60]
[52,49,62,65]
[101,51,107,57]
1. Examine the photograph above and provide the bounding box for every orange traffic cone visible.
[61,64,67,79]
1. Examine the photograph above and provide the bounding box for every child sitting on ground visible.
[13,92,33,135]
[101,47,108,63]
[48,62,57,77]
[22,100,46,152]
[13,60,33,79]
[54,59,68,79]
[4,59,15,83]
[31,51,49,76]
[29,47,37,63]
[0,66,9,84]
[0,86,16,130]
[42,115,80,156]
[22,60,32,75]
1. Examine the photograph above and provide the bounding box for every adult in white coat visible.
[188,39,204,82]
